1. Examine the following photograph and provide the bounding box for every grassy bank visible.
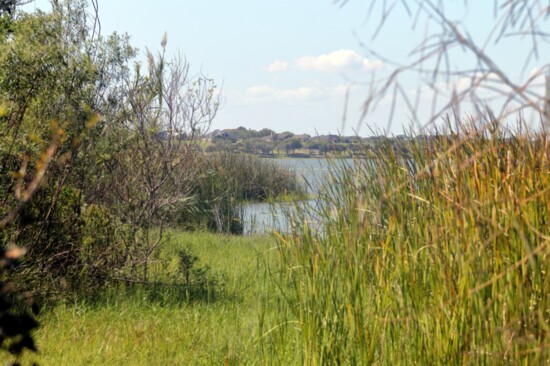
[22,231,281,365]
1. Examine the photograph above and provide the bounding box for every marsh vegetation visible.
[0,0,549,365]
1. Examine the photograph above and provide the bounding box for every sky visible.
[23,1,549,136]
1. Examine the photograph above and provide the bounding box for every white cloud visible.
[276,86,323,100]
[266,49,383,73]
[266,60,289,72]
[295,49,382,73]
[244,84,350,103]
[246,86,274,98]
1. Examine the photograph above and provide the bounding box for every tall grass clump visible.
[180,152,304,234]
[203,152,304,201]
[265,117,549,364]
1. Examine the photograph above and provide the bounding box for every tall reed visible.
[264,118,549,364]
[178,152,304,234]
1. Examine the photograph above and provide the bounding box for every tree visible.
[101,44,218,282]
[284,138,302,155]
[256,128,275,138]
[304,140,319,155]
[0,1,116,359]
[0,0,137,297]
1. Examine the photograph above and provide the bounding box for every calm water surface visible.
[242,158,353,234]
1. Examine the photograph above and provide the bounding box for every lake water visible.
[242,158,351,235]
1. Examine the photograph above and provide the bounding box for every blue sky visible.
[24,1,549,136]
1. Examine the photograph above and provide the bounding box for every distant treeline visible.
[203,126,446,157]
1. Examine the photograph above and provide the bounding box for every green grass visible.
[264,120,550,365]
[22,231,282,365]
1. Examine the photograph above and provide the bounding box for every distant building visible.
[207,129,238,141]
[320,134,341,143]
[294,134,311,142]
[260,134,273,142]
[273,132,293,141]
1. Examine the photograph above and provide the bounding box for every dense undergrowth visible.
[266,119,549,364]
